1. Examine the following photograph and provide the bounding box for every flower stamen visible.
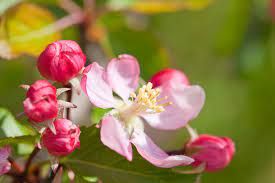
[120,82,172,121]
[129,82,172,114]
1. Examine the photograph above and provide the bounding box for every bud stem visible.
[65,84,73,120]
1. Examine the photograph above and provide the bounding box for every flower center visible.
[119,82,172,121]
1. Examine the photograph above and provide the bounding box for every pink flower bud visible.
[37,40,86,84]
[150,68,189,87]
[23,80,58,123]
[185,134,235,172]
[0,146,11,175]
[41,119,80,156]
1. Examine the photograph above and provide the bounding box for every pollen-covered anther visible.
[131,82,172,113]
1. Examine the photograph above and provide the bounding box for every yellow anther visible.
[157,96,168,103]
[160,102,173,107]
[129,82,172,114]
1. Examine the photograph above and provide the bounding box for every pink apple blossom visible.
[150,68,189,88]
[41,119,80,156]
[0,146,11,175]
[37,40,86,85]
[81,54,205,168]
[185,134,235,172]
[23,80,58,123]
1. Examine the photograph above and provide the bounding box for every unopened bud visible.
[41,119,80,156]
[23,80,58,123]
[37,40,86,84]
[185,134,235,172]
[150,68,189,88]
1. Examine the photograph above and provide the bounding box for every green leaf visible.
[75,175,98,183]
[0,0,21,16]
[90,108,110,125]
[0,108,34,138]
[0,3,61,59]
[0,108,36,148]
[64,127,196,183]
[0,135,37,147]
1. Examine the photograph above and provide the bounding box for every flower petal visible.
[141,82,205,130]
[0,161,11,175]
[0,146,11,175]
[82,63,115,109]
[107,54,140,101]
[100,115,133,161]
[131,130,194,168]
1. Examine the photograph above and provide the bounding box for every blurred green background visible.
[0,0,273,182]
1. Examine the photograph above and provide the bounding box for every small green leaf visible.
[17,143,34,155]
[0,108,37,148]
[91,108,110,125]
[75,175,98,183]
[0,135,37,147]
[64,127,196,183]
[0,108,35,138]
[82,176,98,182]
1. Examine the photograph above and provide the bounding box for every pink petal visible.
[100,115,133,161]
[0,146,11,175]
[141,82,205,130]
[107,54,140,101]
[131,130,194,168]
[0,161,11,175]
[82,63,115,109]
[0,146,11,160]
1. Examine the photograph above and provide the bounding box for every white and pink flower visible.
[81,54,205,168]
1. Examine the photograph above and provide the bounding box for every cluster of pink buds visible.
[20,40,84,157]
[13,39,235,177]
